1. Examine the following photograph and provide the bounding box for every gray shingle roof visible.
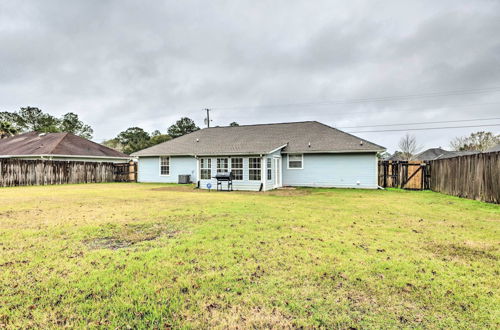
[0,132,130,158]
[486,144,500,152]
[415,148,479,160]
[132,121,385,156]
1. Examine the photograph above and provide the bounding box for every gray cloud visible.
[0,0,499,152]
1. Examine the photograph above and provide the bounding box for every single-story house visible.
[0,132,131,163]
[132,121,385,191]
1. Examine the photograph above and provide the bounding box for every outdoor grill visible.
[214,172,233,191]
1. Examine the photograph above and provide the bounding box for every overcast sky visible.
[1,0,499,152]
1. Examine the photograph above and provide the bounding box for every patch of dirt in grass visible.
[426,243,498,261]
[150,185,197,192]
[84,222,181,250]
[205,305,295,328]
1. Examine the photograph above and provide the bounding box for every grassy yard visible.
[0,183,498,328]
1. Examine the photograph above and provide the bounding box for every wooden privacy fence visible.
[0,159,137,187]
[378,161,430,190]
[429,152,499,204]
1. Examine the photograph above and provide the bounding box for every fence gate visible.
[379,161,430,190]
[113,161,137,182]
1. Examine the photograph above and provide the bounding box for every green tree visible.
[167,117,199,138]
[229,122,239,127]
[59,112,94,139]
[102,138,124,152]
[116,127,152,154]
[0,121,18,139]
[450,131,500,152]
[15,107,60,133]
[150,130,172,145]
[0,107,94,139]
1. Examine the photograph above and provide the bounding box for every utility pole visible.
[204,108,211,128]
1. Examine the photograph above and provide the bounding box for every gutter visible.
[135,149,385,157]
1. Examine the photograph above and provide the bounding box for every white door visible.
[273,158,281,188]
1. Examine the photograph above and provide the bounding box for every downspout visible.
[260,154,266,192]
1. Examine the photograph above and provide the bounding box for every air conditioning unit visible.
[178,175,191,184]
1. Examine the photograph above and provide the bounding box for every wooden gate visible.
[113,161,137,182]
[378,161,430,190]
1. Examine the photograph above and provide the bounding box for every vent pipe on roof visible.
[360,140,364,146]
[308,142,311,148]
[196,138,199,142]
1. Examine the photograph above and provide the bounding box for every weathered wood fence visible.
[429,151,499,204]
[0,159,136,187]
[379,152,499,203]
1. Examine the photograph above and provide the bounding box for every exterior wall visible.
[198,156,263,191]
[138,156,197,183]
[137,152,379,190]
[282,153,378,189]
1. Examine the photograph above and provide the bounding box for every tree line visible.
[0,107,93,139]
[0,106,241,155]
[385,131,500,160]
[2,106,496,158]
[103,117,201,154]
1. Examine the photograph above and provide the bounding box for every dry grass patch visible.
[84,222,181,250]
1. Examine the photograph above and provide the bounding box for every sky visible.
[0,0,499,153]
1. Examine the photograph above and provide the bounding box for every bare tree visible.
[450,131,499,151]
[398,133,422,160]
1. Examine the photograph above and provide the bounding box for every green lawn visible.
[0,183,498,328]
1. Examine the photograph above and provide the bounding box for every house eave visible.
[281,149,385,154]
[0,154,134,160]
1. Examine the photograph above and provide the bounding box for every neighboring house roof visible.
[387,151,405,161]
[132,121,385,157]
[0,132,130,159]
[415,148,451,161]
[486,144,500,152]
[415,148,479,161]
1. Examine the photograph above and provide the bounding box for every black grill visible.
[214,172,233,191]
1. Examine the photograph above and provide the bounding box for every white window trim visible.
[200,158,212,180]
[248,157,262,181]
[159,156,170,176]
[287,154,303,170]
[231,157,244,181]
[217,157,229,174]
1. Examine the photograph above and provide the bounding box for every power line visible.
[339,117,500,129]
[212,86,500,110]
[331,101,500,116]
[347,123,500,133]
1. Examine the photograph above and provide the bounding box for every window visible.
[249,157,261,181]
[267,158,272,180]
[288,154,303,169]
[231,158,243,180]
[160,156,170,175]
[200,158,211,179]
[217,158,228,173]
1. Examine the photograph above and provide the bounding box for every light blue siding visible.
[137,152,378,190]
[138,156,197,183]
[199,156,263,191]
[282,153,378,189]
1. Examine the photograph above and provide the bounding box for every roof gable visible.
[133,121,385,156]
